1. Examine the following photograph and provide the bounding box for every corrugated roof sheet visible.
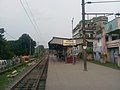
[49,37,93,46]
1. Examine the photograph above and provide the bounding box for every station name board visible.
[63,40,76,46]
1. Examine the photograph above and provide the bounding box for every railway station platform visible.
[46,55,120,90]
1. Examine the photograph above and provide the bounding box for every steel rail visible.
[10,56,48,90]
[35,58,49,90]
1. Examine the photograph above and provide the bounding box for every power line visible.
[5,32,16,39]
[24,0,40,32]
[19,0,40,40]
[86,0,120,4]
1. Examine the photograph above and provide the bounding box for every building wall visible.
[72,18,97,56]
[105,17,120,33]
[93,16,108,62]
[108,48,119,63]
[72,16,109,61]
[105,17,120,66]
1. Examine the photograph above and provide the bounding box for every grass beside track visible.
[0,62,27,89]
[91,60,120,70]
[0,73,10,90]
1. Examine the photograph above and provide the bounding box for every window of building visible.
[98,38,100,43]
[86,34,89,38]
[103,21,107,25]
[90,34,93,38]
[112,35,119,40]
[106,36,108,42]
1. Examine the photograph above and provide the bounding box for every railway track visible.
[10,56,49,90]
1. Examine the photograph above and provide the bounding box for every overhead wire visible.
[19,0,41,41]
[5,32,16,40]
[24,0,40,33]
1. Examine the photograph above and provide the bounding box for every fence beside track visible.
[10,55,49,90]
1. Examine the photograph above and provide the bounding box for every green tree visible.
[0,28,14,59]
[0,32,36,58]
[9,34,36,56]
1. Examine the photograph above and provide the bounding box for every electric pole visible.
[82,0,87,71]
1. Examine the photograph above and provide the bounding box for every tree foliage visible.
[0,29,14,59]
[0,31,36,59]
[9,34,36,56]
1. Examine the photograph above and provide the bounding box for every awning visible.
[48,37,94,50]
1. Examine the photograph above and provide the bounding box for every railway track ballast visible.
[10,56,49,90]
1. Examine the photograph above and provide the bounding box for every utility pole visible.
[81,0,87,71]
[30,38,31,56]
[72,18,74,38]
[72,18,75,64]
[37,42,40,59]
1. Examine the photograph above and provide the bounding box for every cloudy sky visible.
[0,0,120,47]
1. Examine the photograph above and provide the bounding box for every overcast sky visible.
[0,0,120,47]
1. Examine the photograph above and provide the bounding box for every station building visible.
[48,37,82,63]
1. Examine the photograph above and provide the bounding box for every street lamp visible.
[81,0,120,71]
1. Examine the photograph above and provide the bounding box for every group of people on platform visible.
[52,53,76,64]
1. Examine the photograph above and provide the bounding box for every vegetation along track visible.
[10,55,49,90]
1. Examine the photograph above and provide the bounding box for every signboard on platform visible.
[63,40,76,46]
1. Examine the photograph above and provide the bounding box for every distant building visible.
[72,15,120,66]
[105,17,120,66]
[93,16,108,62]
[72,16,105,57]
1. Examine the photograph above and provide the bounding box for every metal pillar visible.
[72,18,75,64]
[81,0,87,71]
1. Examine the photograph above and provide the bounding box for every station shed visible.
[48,37,82,63]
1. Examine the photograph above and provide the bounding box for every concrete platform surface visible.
[46,55,120,90]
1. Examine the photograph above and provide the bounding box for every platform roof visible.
[48,37,94,50]
[48,37,83,46]
[48,37,78,50]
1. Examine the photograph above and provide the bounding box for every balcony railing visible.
[107,39,120,48]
